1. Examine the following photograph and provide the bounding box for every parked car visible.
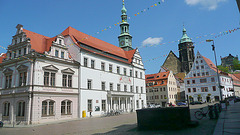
[176,102,187,106]
[190,101,203,105]
[226,96,240,103]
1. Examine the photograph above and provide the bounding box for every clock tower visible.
[118,0,133,51]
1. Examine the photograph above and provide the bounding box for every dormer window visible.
[59,39,62,45]
[55,50,59,57]
[9,53,12,58]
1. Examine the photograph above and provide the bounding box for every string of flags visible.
[0,26,239,63]
[77,0,166,42]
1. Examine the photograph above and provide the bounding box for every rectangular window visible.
[140,72,142,79]
[206,72,209,76]
[23,72,27,86]
[193,74,196,77]
[201,65,204,69]
[19,73,23,86]
[161,95,163,99]
[61,51,64,59]
[193,88,196,92]
[59,39,62,45]
[24,48,27,55]
[101,82,105,90]
[130,86,133,92]
[62,74,67,87]
[110,83,113,91]
[192,80,195,84]
[49,101,54,115]
[67,101,71,114]
[211,78,215,82]
[202,73,205,76]
[84,58,88,67]
[117,66,120,74]
[188,88,191,93]
[200,78,207,83]
[187,80,190,84]
[124,68,126,75]
[136,100,139,108]
[91,60,95,69]
[61,102,65,114]
[68,75,72,87]
[87,80,92,89]
[19,49,21,56]
[201,87,208,92]
[101,62,105,71]
[212,86,216,91]
[197,73,200,76]
[117,84,120,91]
[44,72,49,86]
[136,86,139,93]
[55,50,59,57]
[109,64,113,72]
[88,100,92,112]
[50,73,55,86]
[5,75,12,88]
[124,85,127,92]
[130,70,132,77]
[141,87,143,93]
[102,100,106,112]
[135,71,138,78]
[196,66,199,69]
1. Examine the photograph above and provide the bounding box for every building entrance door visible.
[162,102,166,107]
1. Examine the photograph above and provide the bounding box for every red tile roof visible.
[23,29,50,53]
[202,56,228,76]
[61,26,136,64]
[0,53,6,63]
[145,71,170,87]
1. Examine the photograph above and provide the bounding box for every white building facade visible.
[0,2,146,125]
[184,52,234,102]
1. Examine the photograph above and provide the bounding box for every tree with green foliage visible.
[233,59,240,71]
[217,65,230,73]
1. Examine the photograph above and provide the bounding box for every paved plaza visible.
[0,103,218,135]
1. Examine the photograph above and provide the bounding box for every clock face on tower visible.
[120,41,125,46]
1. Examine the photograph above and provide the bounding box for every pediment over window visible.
[17,65,28,71]
[42,65,59,71]
[61,68,75,74]
[3,67,13,74]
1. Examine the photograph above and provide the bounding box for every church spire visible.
[180,26,192,44]
[118,0,133,51]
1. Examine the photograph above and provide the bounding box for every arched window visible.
[42,100,55,117]
[3,102,10,116]
[61,100,72,115]
[17,101,25,116]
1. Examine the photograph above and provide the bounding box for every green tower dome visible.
[180,27,192,43]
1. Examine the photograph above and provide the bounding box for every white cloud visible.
[185,0,227,10]
[142,37,163,46]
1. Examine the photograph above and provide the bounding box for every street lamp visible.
[206,39,223,101]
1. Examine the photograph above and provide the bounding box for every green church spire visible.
[180,27,192,43]
[118,0,133,51]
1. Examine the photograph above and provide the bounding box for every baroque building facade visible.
[0,2,146,125]
[185,52,234,102]
[145,71,178,107]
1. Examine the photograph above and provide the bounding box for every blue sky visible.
[0,0,239,74]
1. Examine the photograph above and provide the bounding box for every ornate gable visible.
[42,65,59,71]
[3,67,13,74]
[61,68,75,74]
[17,64,28,71]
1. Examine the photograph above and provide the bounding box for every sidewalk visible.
[213,102,240,135]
